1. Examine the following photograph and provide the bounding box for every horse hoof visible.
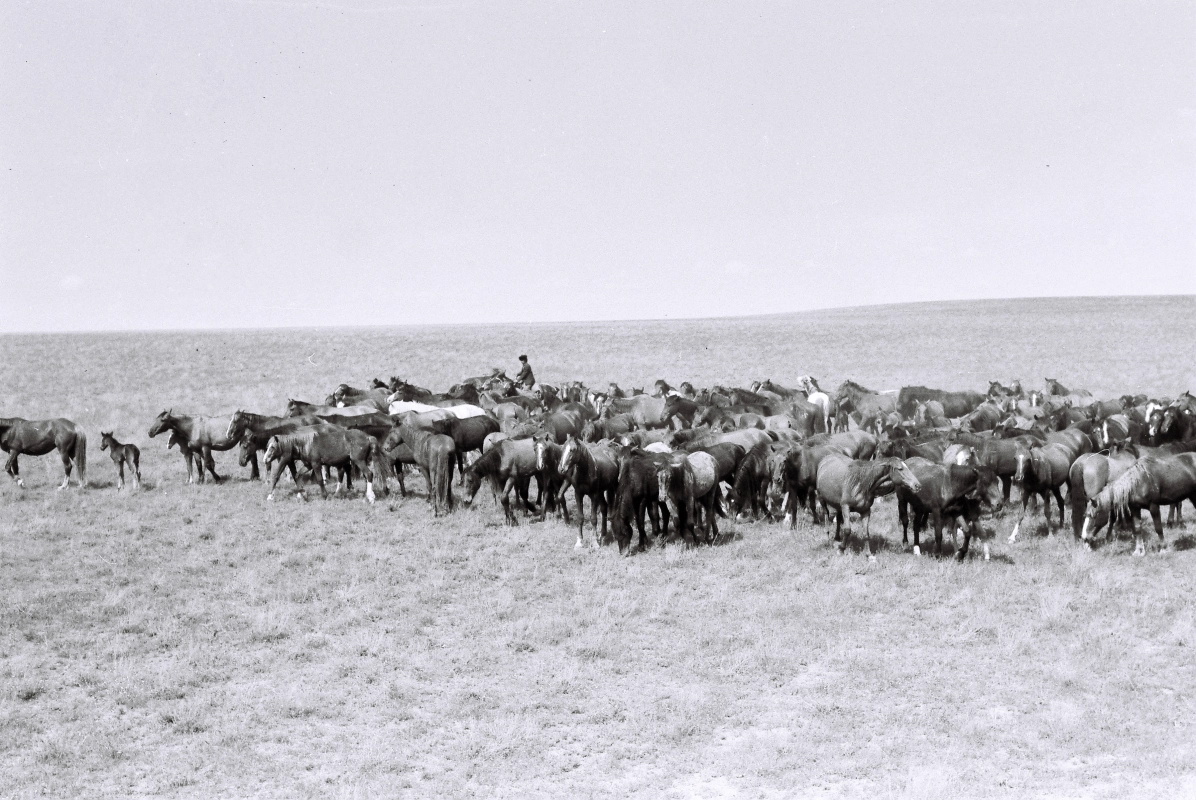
[266,494,275,501]
[868,554,877,562]
[574,541,584,549]
[912,546,921,557]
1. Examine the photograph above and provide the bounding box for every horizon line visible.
[1,292,1191,337]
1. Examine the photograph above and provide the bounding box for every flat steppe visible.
[2,295,1195,798]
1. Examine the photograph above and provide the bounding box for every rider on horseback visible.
[516,355,535,389]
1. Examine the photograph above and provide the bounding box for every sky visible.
[1,0,1193,332]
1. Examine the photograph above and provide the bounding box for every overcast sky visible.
[2,1,1192,332]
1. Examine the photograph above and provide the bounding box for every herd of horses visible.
[4,370,1196,560]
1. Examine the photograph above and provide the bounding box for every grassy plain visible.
[2,295,1196,798]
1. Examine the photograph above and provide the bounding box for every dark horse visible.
[557,435,621,548]
[264,427,378,504]
[897,458,1004,559]
[815,454,921,558]
[1084,454,1196,555]
[612,449,668,555]
[382,424,456,515]
[149,410,238,484]
[1,418,88,489]
[100,432,140,490]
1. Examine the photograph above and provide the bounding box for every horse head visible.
[100,432,113,450]
[238,436,255,467]
[885,458,921,493]
[263,436,283,466]
[148,410,174,438]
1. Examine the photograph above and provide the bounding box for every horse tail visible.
[440,443,455,512]
[73,429,88,488]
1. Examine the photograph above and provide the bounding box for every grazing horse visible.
[1071,450,1138,539]
[149,410,241,484]
[557,436,621,548]
[100,432,140,490]
[462,438,539,525]
[897,458,1004,558]
[383,424,456,515]
[264,427,378,503]
[815,454,921,558]
[1084,454,1196,555]
[732,441,774,520]
[0,418,88,489]
[1008,443,1072,542]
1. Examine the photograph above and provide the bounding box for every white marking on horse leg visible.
[366,481,376,504]
[1080,516,1092,541]
[267,492,275,501]
[1008,522,1020,543]
[913,545,921,556]
[983,543,990,561]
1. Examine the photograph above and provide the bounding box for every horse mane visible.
[1107,460,1157,521]
[467,444,502,476]
[844,459,887,500]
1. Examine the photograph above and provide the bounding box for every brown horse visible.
[1,418,87,489]
[149,410,238,484]
[815,454,921,558]
[383,424,456,515]
[1008,443,1073,542]
[100,432,140,490]
[557,435,621,548]
[1085,454,1196,555]
[264,427,378,504]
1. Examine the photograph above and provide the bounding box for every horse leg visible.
[420,467,433,503]
[1052,487,1066,529]
[932,509,944,556]
[116,459,125,491]
[266,461,286,501]
[836,505,847,552]
[249,450,261,481]
[574,488,587,548]
[51,444,72,489]
[898,497,909,545]
[1150,504,1166,552]
[1001,475,1011,505]
[501,477,518,526]
[5,452,21,487]
[132,451,141,489]
[1009,493,1030,543]
[862,507,875,560]
[1131,510,1145,557]
[204,446,222,483]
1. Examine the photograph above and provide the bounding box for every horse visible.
[284,399,378,419]
[148,408,239,483]
[1008,443,1073,542]
[382,424,455,515]
[958,402,1004,432]
[557,436,621,548]
[462,438,539,525]
[661,395,701,429]
[896,458,1004,558]
[1084,454,1196,555]
[581,414,636,442]
[264,427,378,503]
[331,384,391,412]
[531,438,572,522]
[814,454,921,558]
[1160,393,1196,442]
[611,449,667,554]
[1093,414,1141,452]
[988,380,1023,400]
[0,418,88,489]
[429,414,500,479]
[835,380,897,429]
[972,437,1033,504]
[601,395,670,430]
[896,386,985,419]
[99,432,140,490]
[731,441,773,520]
[226,411,322,479]
[1072,450,1138,539]
[912,400,950,429]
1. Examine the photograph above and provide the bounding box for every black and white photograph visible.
[2,1,1195,796]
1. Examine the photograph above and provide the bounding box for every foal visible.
[100,432,141,490]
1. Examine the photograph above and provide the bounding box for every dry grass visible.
[2,296,1196,798]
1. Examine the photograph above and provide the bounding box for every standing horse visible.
[100,432,140,490]
[1084,454,1196,555]
[0,418,87,489]
[814,454,921,558]
[383,424,456,515]
[532,438,572,522]
[897,458,1004,558]
[835,381,897,430]
[264,427,378,504]
[149,410,238,484]
[611,449,666,554]
[557,436,621,548]
[1008,443,1072,542]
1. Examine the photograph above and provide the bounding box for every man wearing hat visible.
[516,354,535,389]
